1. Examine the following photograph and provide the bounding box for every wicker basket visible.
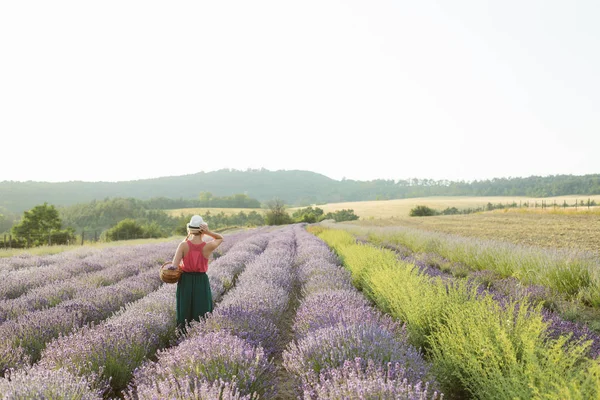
[160,262,182,284]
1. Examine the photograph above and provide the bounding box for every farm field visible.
[165,207,264,217]
[352,210,600,255]
[0,222,599,398]
[300,195,600,219]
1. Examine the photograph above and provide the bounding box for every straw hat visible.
[187,215,207,233]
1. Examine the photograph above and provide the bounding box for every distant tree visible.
[11,203,75,245]
[0,208,19,234]
[409,205,438,217]
[324,209,359,222]
[106,218,145,241]
[265,199,293,225]
[199,191,213,202]
[441,207,460,215]
[0,214,7,233]
[141,221,168,238]
[292,206,325,223]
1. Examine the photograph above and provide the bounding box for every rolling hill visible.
[1,169,600,214]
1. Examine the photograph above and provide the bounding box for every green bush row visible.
[337,225,600,307]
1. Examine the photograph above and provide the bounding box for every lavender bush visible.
[0,366,101,399]
[308,358,443,400]
[129,376,251,400]
[131,331,275,399]
[293,290,381,337]
[284,322,429,384]
[190,304,280,356]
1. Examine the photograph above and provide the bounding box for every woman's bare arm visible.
[171,242,186,268]
[202,230,223,256]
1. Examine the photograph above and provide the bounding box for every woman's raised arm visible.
[202,230,223,256]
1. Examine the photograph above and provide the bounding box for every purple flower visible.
[127,376,252,400]
[132,331,276,398]
[284,322,430,385]
[0,366,101,399]
[308,358,442,400]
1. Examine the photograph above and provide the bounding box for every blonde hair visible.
[187,227,203,236]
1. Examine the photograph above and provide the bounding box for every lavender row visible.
[127,227,299,399]
[283,228,442,400]
[0,246,100,272]
[0,232,257,397]
[208,233,271,303]
[212,227,270,257]
[0,230,260,397]
[214,228,298,349]
[27,231,271,395]
[0,254,170,323]
[0,242,176,300]
[0,266,164,373]
[0,233,255,324]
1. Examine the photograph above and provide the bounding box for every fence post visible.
[9,235,12,249]
[3,234,5,249]
[94,231,97,242]
[81,231,85,246]
[48,233,51,246]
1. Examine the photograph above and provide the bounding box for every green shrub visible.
[409,205,438,217]
[264,199,293,225]
[324,209,359,222]
[105,219,145,241]
[292,206,325,223]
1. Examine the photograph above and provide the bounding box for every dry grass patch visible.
[298,195,600,220]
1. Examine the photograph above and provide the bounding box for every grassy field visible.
[295,195,600,220]
[349,211,600,255]
[165,207,264,217]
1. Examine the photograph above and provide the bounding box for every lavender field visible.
[6,221,593,398]
[0,225,442,399]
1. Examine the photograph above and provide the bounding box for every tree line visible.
[4,170,600,213]
[2,195,363,248]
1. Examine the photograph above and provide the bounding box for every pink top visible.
[181,241,209,273]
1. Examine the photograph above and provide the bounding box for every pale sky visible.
[1,1,599,183]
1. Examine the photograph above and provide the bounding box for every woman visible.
[171,215,223,333]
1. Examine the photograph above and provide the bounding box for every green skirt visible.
[176,272,213,332]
